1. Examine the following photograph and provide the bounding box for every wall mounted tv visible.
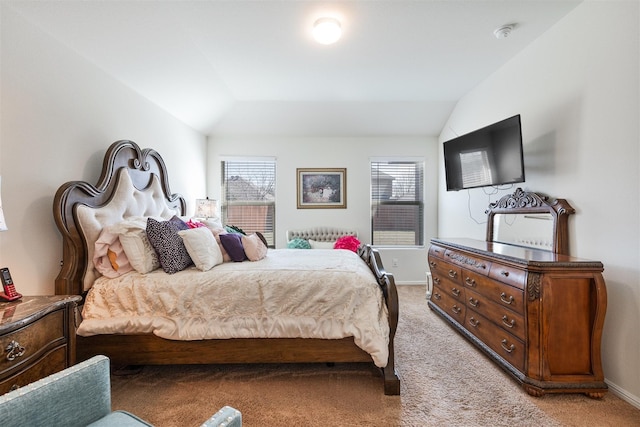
[443,114,525,191]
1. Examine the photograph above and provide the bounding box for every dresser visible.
[428,237,608,397]
[0,295,81,394]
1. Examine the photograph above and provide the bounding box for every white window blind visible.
[371,159,424,246]
[221,159,276,247]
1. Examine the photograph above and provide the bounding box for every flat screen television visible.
[443,114,525,191]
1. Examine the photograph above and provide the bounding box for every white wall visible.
[208,135,439,284]
[0,6,207,296]
[438,1,640,405]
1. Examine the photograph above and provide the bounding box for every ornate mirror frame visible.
[485,188,575,255]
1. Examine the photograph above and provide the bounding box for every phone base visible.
[0,292,22,302]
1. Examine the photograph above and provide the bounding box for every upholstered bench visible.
[0,355,241,427]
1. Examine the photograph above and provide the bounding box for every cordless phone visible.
[0,268,22,301]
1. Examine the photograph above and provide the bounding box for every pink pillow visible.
[242,233,268,261]
[334,235,361,252]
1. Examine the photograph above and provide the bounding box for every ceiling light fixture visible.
[494,24,516,39]
[313,17,342,45]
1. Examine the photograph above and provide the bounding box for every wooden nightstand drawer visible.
[0,295,80,393]
[0,347,66,394]
[0,311,65,375]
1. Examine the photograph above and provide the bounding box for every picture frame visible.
[296,168,347,209]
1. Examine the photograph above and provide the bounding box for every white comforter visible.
[78,249,390,367]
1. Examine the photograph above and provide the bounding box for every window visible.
[371,159,424,246]
[221,158,276,247]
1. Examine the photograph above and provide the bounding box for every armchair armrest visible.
[201,405,242,427]
[0,355,112,426]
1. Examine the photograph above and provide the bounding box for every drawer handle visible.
[429,261,436,268]
[501,339,515,354]
[433,292,441,300]
[451,287,460,297]
[468,317,479,328]
[500,270,510,277]
[6,340,26,361]
[10,384,19,392]
[448,270,457,279]
[502,315,515,328]
[433,277,440,285]
[468,297,479,307]
[500,293,515,305]
[464,277,476,287]
[451,305,461,314]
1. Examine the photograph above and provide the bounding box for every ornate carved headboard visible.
[53,140,186,296]
[485,188,575,255]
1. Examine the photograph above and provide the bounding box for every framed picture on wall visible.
[296,168,347,209]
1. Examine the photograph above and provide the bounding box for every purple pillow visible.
[219,233,246,262]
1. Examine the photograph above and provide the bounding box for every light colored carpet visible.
[110,286,640,426]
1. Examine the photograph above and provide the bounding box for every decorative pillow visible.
[219,233,247,262]
[186,218,207,229]
[287,238,311,249]
[209,228,232,262]
[93,228,133,278]
[201,217,223,230]
[225,225,246,235]
[146,216,193,274]
[178,227,223,271]
[309,239,335,249]
[242,233,268,261]
[334,235,361,252]
[255,231,268,247]
[111,218,161,274]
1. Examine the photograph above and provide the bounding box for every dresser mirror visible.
[485,188,575,255]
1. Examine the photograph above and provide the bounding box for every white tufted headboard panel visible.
[76,169,179,290]
[286,227,358,243]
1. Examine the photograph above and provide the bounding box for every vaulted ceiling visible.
[7,1,582,137]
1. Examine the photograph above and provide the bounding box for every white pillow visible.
[109,217,160,274]
[178,227,224,271]
[309,239,336,249]
[202,217,223,230]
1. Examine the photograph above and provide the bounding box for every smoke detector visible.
[494,24,516,39]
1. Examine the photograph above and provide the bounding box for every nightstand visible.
[0,295,81,394]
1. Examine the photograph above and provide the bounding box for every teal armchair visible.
[0,355,241,427]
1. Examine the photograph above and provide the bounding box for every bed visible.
[53,140,400,395]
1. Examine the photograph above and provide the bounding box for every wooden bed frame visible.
[53,140,400,395]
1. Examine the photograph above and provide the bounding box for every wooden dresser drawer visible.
[431,285,466,323]
[466,288,525,341]
[0,347,66,394]
[445,250,491,276]
[465,310,525,372]
[0,310,65,376]
[466,272,525,314]
[428,244,447,260]
[489,263,526,288]
[429,258,462,286]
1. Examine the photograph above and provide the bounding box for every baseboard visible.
[395,281,426,286]
[606,379,640,409]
